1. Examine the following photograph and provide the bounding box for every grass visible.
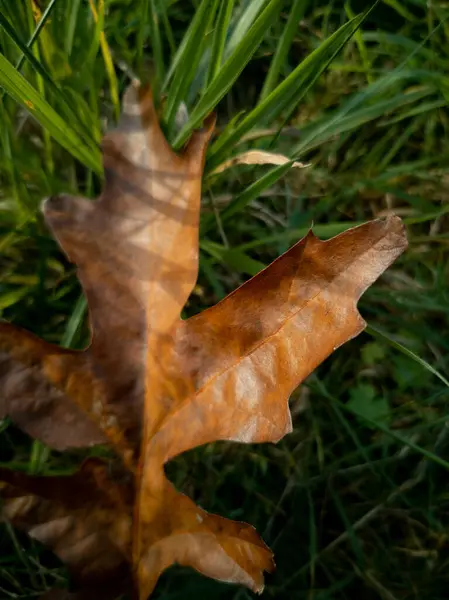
[1,0,449,598]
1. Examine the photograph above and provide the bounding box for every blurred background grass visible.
[1,0,449,598]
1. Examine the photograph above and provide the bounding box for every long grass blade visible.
[88,0,120,120]
[207,0,235,85]
[259,0,310,101]
[367,326,449,388]
[224,0,268,58]
[15,0,58,73]
[163,0,215,131]
[148,0,165,98]
[65,0,82,56]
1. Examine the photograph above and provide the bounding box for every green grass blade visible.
[60,295,88,349]
[379,98,448,125]
[328,483,365,566]
[0,10,57,89]
[65,0,82,56]
[361,31,443,67]
[173,0,284,148]
[0,287,29,311]
[148,0,165,98]
[207,0,235,85]
[259,0,310,101]
[137,0,149,75]
[163,0,215,131]
[83,0,103,68]
[161,2,175,58]
[88,0,120,120]
[15,0,58,73]
[367,326,449,388]
[344,1,373,84]
[341,400,449,470]
[162,0,209,89]
[0,87,30,216]
[224,0,268,58]
[382,0,418,20]
[0,53,101,173]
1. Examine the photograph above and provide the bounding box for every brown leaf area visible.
[1,460,132,589]
[0,82,407,599]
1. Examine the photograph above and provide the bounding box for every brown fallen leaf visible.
[0,81,408,599]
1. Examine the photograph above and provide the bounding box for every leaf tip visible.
[183,112,217,164]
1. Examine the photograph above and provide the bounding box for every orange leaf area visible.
[0,82,407,599]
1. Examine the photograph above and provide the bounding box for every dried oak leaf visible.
[0,82,407,599]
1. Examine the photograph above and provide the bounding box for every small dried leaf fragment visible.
[211,150,309,174]
[0,80,408,600]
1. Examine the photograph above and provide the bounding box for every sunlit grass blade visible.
[0,53,101,173]
[173,0,284,147]
[259,0,310,101]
